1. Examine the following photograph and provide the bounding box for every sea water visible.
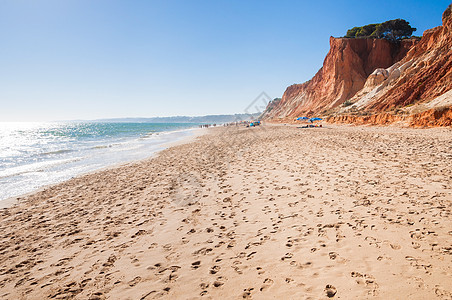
[0,122,200,202]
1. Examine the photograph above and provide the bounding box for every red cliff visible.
[357,4,452,112]
[262,37,415,121]
[262,4,452,127]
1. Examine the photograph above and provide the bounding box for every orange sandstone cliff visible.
[262,4,452,127]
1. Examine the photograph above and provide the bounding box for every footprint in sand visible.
[328,252,338,260]
[325,284,337,298]
[260,278,274,291]
[200,282,209,289]
[210,265,220,274]
[281,253,293,261]
[412,241,421,249]
[390,243,401,250]
[191,261,201,269]
[242,287,254,298]
[128,276,141,287]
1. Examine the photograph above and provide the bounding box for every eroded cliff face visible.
[262,37,415,120]
[326,107,452,127]
[262,4,452,127]
[341,4,452,114]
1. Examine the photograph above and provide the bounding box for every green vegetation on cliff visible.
[345,19,416,41]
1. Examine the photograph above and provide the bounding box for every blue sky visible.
[0,0,450,121]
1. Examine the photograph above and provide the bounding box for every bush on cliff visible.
[345,19,416,41]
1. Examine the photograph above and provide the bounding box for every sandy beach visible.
[0,124,451,299]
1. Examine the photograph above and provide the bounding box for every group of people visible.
[199,124,217,128]
[200,120,261,128]
[246,120,261,127]
[298,124,323,128]
[222,121,249,127]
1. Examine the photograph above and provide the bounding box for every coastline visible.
[0,127,205,209]
[0,124,451,299]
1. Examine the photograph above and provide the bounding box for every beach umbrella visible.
[297,117,309,120]
[309,117,323,122]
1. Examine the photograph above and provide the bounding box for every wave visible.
[92,145,112,149]
[0,158,81,179]
[139,133,156,139]
[38,149,75,157]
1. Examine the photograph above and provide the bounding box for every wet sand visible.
[0,124,451,299]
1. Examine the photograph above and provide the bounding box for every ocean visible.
[0,122,200,202]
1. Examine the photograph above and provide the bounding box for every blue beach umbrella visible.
[309,117,323,122]
[297,117,309,120]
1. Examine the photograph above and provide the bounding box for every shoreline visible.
[0,127,206,209]
[0,124,451,299]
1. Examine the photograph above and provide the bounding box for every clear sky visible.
[0,0,450,121]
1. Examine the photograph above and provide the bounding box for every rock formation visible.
[261,37,416,120]
[262,4,452,127]
[340,4,452,114]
